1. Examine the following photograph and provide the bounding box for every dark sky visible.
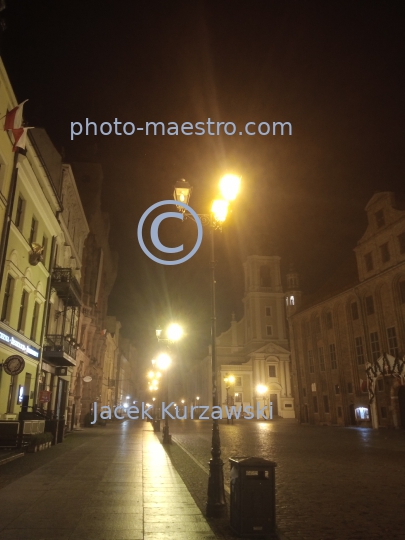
[1,1,404,363]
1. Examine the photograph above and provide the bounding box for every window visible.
[347,382,353,393]
[265,306,272,317]
[260,266,271,287]
[326,312,333,329]
[268,365,276,377]
[323,396,330,413]
[302,387,306,397]
[234,376,242,387]
[351,302,359,320]
[1,275,14,322]
[355,337,365,365]
[365,295,374,315]
[387,327,399,357]
[18,290,28,332]
[377,378,384,392]
[15,196,24,230]
[370,331,380,361]
[29,217,38,245]
[289,295,295,305]
[0,156,6,193]
[381,407,387,419]
[234,393,242,403]
[380,243,390,263]
[335,384,340,394]
[318,347,325,371]
[400,281,405,304]
[398,232,405,254]
[314,317,321,333]
[30,302,40,341]
[266,325,273,337]
[375,209,385,228]
[337,406,342,418]
[313,396,318,413]
[329,343,337,370]
[364,252,374,272]
[308,350,314,373]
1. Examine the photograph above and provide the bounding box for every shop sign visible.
[0,329,40,359]
[39,390,51,403]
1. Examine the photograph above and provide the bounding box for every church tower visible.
[242,255,288,348]
[285,263,302,316]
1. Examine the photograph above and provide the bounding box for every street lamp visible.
[224,374,235,424]
[173,174,241,518]
[256,384,269,420]
[156,325,183,444]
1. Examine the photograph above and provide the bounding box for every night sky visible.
[1,1,404,364]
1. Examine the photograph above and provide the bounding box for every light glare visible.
[219,174,241,201]
[211,199,229,222]
[167,323,183,342]
[156,353,171,370]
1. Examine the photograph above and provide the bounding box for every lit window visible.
[355,407,370,420]
[234,376,242,387]
[234,393,242,403]
[289,296,294,305]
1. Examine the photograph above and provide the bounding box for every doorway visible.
[270,393,278,416]
[349,404,357,425]
[303,404,309,423]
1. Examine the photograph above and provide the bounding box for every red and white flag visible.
[4,100,28,131]
[11,127,33,152]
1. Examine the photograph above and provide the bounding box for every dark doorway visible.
[270,394,278,416]
[349,404,357,425]
[398,386,405,429]
[304,404,309,423]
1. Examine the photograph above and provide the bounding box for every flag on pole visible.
[11,127,33,152]
[4,100,28,131]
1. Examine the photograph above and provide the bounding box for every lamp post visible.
[256,384,269,420]
[173,174,241,518]
[155,325,183,444]
[223,374,235,424]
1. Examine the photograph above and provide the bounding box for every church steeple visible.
[285,262,301,315]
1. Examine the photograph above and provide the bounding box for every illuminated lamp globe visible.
[211,199,229,223]
[156,353,171,370]
[167,323,183,342]
[219,174,241,201]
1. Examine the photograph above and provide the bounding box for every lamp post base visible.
[162,424,171,444]
[206,458,226,518]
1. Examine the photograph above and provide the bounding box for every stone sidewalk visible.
[0,422,216,540]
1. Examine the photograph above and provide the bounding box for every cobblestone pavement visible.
[167,418,405,540]
[0,422,216,540]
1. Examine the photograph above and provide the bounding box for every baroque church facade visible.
[189,255,295,419]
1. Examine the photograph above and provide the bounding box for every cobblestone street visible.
[169,418,405,540]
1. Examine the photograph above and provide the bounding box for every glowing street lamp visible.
[224,374,236,424]
[167,323,183,342]
[256,384,269,420]
[173,173,241,518]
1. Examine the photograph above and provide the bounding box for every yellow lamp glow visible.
[211,199,229,222]
[147,371,155,379]
[256,384,268,395]
[219,174,241,201]
[228,375,235,384]
[167,323,183,342]
[156,353,171,370]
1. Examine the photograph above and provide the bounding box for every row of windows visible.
[308,344,337,372]
[364,232,405,272]
[304,281,405,336]
[16,195,48,262]
[303,381,357,398]
[1,274,41,341]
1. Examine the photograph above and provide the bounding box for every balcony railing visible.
[51,268,82,307]
[43,334,77,366]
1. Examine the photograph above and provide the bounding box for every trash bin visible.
[229,456,277,537]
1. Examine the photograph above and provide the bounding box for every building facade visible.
[288,192,405,429]
[189,255,295,419]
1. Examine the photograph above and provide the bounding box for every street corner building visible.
[288,192,405,429]
[189,255,295,419]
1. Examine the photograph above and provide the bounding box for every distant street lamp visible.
[173,174,241,518]
[156,325,183,444]
[256,384,269,420]
[223,374,235,424]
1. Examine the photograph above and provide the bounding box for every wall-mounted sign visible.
[39,390,51,403]
[3,355,25,376]
[0,329,40,359]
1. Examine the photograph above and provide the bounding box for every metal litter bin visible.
[229,456,277,537]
